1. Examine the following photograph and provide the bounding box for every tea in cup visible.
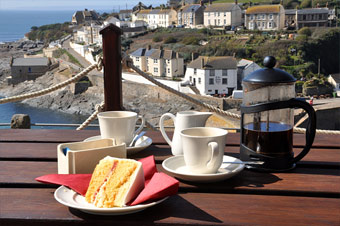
[97,111,145,145]
[180,127,228,174]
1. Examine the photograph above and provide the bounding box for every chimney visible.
[201,57,205,68]
[235,0,238,5]
[159,46,163,50]
[176,52,179,58]
[209,0,212,5]
[147,45,151,50]
[192,52,198,61]
[200,0,204,6]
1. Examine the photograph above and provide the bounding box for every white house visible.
[184,56,237,95]
[204,3,242,28]
[237,59,261,89]
[328,73,340,96]
[130,46,184,78]
[147,9,177,29]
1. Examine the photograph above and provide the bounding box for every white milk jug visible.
[159,111,212,155]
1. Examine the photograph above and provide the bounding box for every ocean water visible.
[0,98,96,129]
[0,10,74,43]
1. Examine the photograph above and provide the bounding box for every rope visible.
[122,53,241,120]
[76,102,104,130]
[0,61,99,105]
[122,52,340,135]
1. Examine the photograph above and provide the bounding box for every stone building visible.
[285,8,329,30]
[178,3,205,28]
[71,9,100,25]
[245,5,285,30]
[10,57,51,84]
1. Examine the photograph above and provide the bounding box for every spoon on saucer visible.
[129,131,146,147]
[223,161,264,165]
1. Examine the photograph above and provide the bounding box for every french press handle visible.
[287,99,317,163]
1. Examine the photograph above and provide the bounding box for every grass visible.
[54,49,83,68]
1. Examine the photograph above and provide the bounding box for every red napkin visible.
[35,155,179,206]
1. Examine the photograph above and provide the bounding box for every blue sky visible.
[0,0,167,11]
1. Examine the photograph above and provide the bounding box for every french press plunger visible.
[240,56,316,171]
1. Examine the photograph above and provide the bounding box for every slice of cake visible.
[85,156,145,208]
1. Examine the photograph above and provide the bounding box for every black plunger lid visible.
[243,56,296,84]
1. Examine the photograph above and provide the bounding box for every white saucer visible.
[84,135,152,155]
[162,155,245,183]
[54,186,168,215]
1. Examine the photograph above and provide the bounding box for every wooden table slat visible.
[1,188,339,226]
[1,130,339,148]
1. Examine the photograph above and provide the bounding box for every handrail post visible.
[99,24,123,111]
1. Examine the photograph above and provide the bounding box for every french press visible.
[240,56,316,171]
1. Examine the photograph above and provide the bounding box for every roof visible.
[130,48,179,59]
[237,59,254,68]
[180,4,202,13]
[330,73,340,83]
[188,56,237,69]
[148,9,161,15]
[130,48,146,57]
[298,8,329,15]
[246,5,282,14]
[12,57,49,67]
[205,3,236,12]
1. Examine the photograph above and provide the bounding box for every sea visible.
[0,10,93,129]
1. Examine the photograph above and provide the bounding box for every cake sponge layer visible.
[85,156,145,207]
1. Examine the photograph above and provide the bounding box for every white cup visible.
[180,127,228,174]
[97,111,145,145]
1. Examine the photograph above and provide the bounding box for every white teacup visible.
[180,127,228,174]
[97,111,145,145]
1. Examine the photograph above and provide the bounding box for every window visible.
[209,78,214,85]
[222,78,228,84]
[208,12,210,17]
[214,19,217,25]
[218,19,220,25]
[224,12,226,17]
[268,22,272,28]
[189,76,192,82]
[167,60,170,64]
[262,14,265,20]
[198,78,201,84]
[262,22,265,27]
[136,57,139,62]
[208,19,210,25]
[154,59,158,64]
[194,68,197,75]
[269,14,273,20]
[257,14,261,19]
[258,22,261,27]
[250,15,254,20]
[249,22,254,29]
[214,12,216,17]
[168,68,170,73]
[222,70,228,76]
[224,19,226,24]
[210,70,215,76]
[217,12,220,17]
[154,67,158,73]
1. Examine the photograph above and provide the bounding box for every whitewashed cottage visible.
[184,56,237,95]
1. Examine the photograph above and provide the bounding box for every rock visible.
[11,114,31,129]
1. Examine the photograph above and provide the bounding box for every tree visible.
[300,0,312,8]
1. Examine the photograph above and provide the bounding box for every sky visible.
[0,0,167,11]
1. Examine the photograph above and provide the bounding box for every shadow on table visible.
[69,195,222,224]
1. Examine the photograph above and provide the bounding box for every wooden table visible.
[1,129,339,226]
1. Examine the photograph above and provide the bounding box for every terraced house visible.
[245,5,285,31]
[130,46,184,78]
[145,8,177,29]
[203,3,242,28]
[177,3,205,28]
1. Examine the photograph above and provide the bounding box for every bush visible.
[163,36,177,44]
[152,36,162,42]
[298,27,312,36]
[182,36,200,45]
